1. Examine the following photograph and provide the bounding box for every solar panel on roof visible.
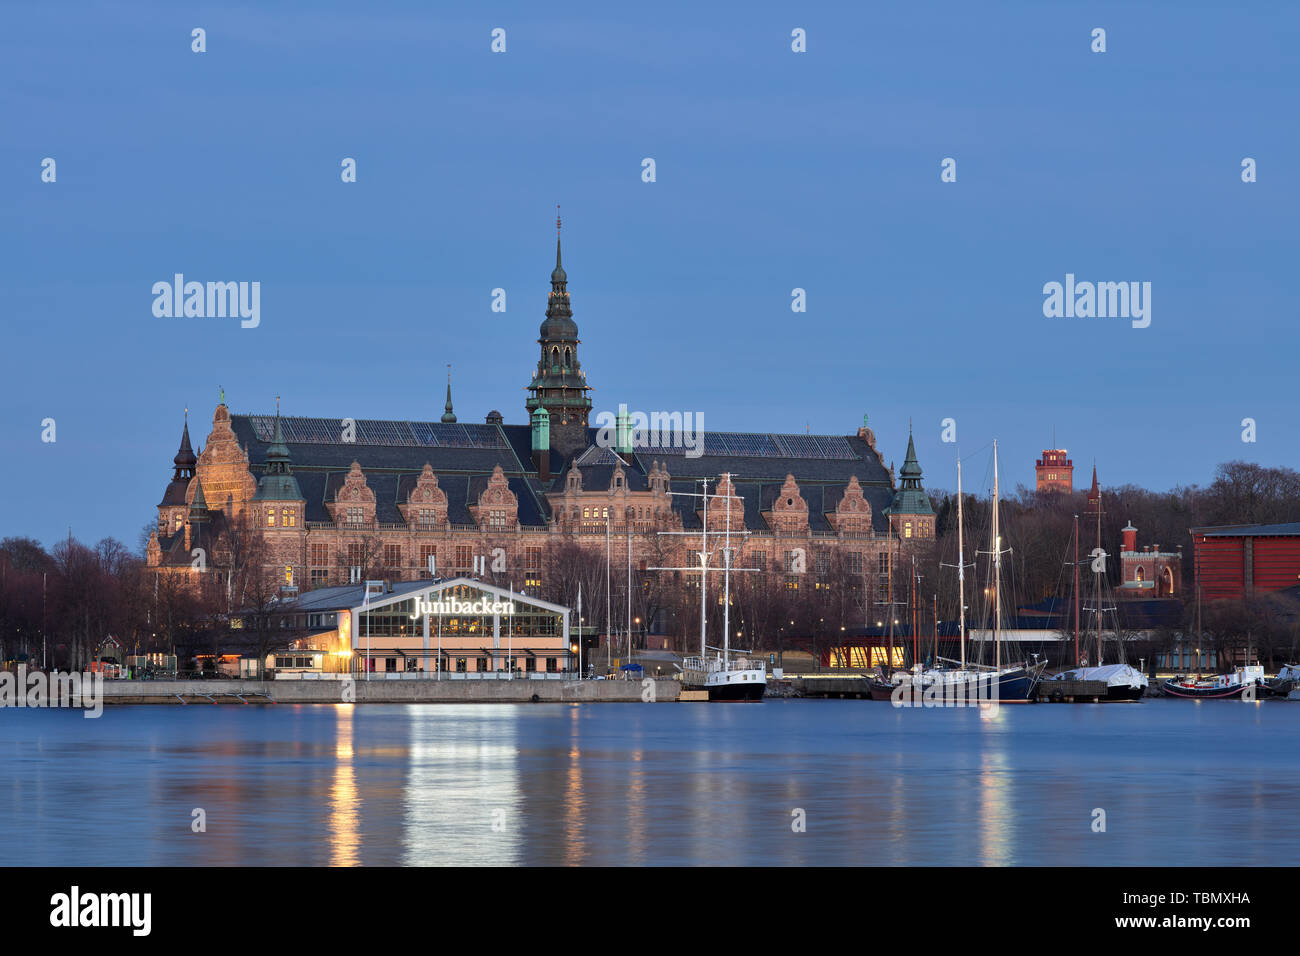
[814,435,854,458]
[240,415,506,449]
[774,434,825,458]
[357,419,413,446]
[702,432,728,456]
[721,433,781,457]
[409,421,439,445]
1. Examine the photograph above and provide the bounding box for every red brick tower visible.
[1036,448,1073,493]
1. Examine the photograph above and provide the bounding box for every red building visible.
[1190,522,1300,602]
[1035,449,1073,493]
[1117,521,1180,598]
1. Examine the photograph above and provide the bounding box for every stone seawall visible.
[100,678,680,704]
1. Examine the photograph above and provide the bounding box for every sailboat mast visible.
[992,441,1001,674]
[1096,486,1103,667]
[606,514,612,670]
[887,523,895,669]
[1073,513,1080,666]
[627,514,632,666]
[699,478,709,660]
[723,475,732,666]
[957,457,966,669]
[911,556,918,668]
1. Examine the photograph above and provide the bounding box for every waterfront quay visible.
[99,676,679,705]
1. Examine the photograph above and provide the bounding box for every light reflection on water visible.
[2,700,1298,866]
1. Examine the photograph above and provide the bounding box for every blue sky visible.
[2,1,1297,548]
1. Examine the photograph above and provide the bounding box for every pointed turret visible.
[254,402,304,503]
[442,367,457,423]
[883,425,935,538]
[189,476,209,519]
[173,412,197,479]
[158,412,197,510]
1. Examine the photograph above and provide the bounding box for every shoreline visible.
[99,677,681,705]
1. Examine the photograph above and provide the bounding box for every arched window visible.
[551,347,560,367]
[564,348,571,368]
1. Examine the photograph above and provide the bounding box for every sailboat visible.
[654,475,766,701]
[883,445,1044,703]
[1044,473,1147,700]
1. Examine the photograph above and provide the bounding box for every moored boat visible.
[1048,663,1147,701]
[681,655,766,701]
[1163,666,1265,699]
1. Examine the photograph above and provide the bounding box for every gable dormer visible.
[706,473,745,531]
[609,461,628,495]
[565,460,583,495]
[767,474,809,533]
[471,465,518,531]
[828,474,873,535]
[399,463,448,529]
[327,461,376,527]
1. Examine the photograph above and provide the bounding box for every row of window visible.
[368,656,563,673]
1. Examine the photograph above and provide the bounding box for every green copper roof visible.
[884,429,933,516]
[189,477,209,515]
[253,413,304,501]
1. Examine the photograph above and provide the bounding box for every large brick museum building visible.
[147,228,935,643]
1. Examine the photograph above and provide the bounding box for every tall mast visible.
[722,474,732,666]
[1096,483,1103,667]
[606,513,612,670]
[992,440,1001,674]
[700,478,709,660]
[887,522,895,668]
[627,512,632,666]
[1073,513,1080,667]
[911,555,918,669]
[957,457,966,669]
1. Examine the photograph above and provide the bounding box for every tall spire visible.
[527,213,591,455]
[442,365,457,423]
[172,409,197,481]
[551,204,566,287]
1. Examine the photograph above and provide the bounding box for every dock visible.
[789,676,872,699]
[100,678,681,705]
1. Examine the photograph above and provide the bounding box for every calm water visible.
[2,700,1297,866]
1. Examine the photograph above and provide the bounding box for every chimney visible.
[531,407,551,482]
[1122,521,1137,554]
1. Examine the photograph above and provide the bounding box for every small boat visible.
[1265,664,1300,697]
[1163,666,1265,699]
[1047,664,1147,701]
[680,655,766,701]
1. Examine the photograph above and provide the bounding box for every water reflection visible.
[2,701,1298,866]
[330,705,359,867]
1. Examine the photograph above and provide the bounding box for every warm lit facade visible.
[1118,521,1180,597]
[146,227,936,643]
[1035,448,1073,493]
